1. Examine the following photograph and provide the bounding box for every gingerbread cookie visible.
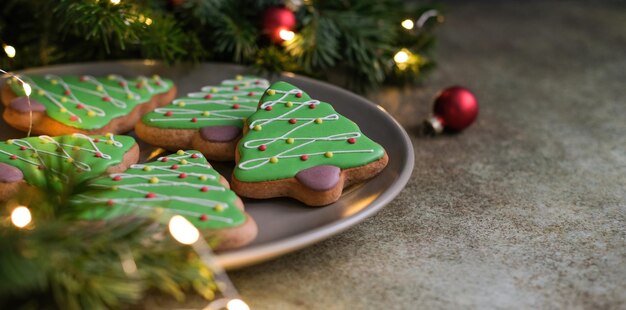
[2,74,176,135]
[73,150,257,250]
[0,134,139,201]
[232,81,389,206]
[135,75,269,161]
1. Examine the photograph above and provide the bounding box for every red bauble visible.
[262,6,296,42]
[425,86,478,134]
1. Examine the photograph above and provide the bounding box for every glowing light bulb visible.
[169,215,200,244]
[393,50,410,64]
[4,45,16,58]
[110,0,121,5]
[22,83,32,96]
[11,206,31,228]
[401,19,414,30]
[278,29,295,41]
[227,299,250,310]
[145,18,153,26]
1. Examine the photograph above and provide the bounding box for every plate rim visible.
[4,61,415,269]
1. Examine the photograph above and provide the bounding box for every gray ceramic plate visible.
[0,61,414,269]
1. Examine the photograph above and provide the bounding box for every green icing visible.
[141,75,270,129]
[8,74,173,130]
[234,81,385,182]
[73,150,246,229]
[0,134,136,189]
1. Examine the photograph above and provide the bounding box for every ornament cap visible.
[423,116,444,135]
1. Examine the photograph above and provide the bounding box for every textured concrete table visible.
[229,2,626,309]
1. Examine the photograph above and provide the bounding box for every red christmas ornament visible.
[424,86,478,134]
[262,6,296,43]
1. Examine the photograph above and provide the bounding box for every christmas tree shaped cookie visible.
[136,75,270,160]
[2,74,176,135]
[73,150,257,250]
[232,81,389,206]
[0,134,139,200]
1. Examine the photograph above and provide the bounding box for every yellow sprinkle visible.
[324,151,333,158]
[152,74,160,80]
[267,89,276,96]
[211,88,218,93]
[107,74,115,80]
[66,158,74,163]
[214,204,225,212]
[60,108,68,113]
[315,118,323,124]
[235,75,243,81]
[253,125,262,131]
[105,133,113,138]
[199,175,208,181]
[60,97,68,103]
[202,111,210,116]
[96,85,104,92]
[180,159,188,165]
[87,111,96,117]
[111,185,118,191]
[286,138,294,144]
[177,101,186,107]
[106,140,113,145]
[31,153,38,158]
[269,156,278,163]
[6,139,14,144]
[176,150,185,155]
[149,177,159,184]
[285,101,293,107]
[72,146,81,151]
[50,79,58,85]
[37,90,45,96]
[143,166,152,171]
[232,96,238,100]
[126,93,134,99]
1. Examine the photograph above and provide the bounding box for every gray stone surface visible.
[228,1,626,309]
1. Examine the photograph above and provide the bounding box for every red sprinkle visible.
[19,146,27,151]
[9,155,17,160]
[106,199,114,206]
[191,117,198,123]
[161,157,169,162]
[102,96,111,102]
[295,92,302,98]
[348,137,356,144]
[155,81,162,86]
[248,91,255,96]
[80,76,88,82]
[170,164,179,170]
[112,175,122,181]
[93,138,100,143]
[309,104,316,109]
[232,104,240,109]
[199,214,209,221]
[136,83,143,89]
[204,94,213,99]
[145,192,156,199]
[119,81,126,87]
[258,144,267,151]
[69,115,78,121]
[233,86,240,91]
[255,80,261,85]
[300,154,309,161]
[64,90,71,96]
[94,152,102,158]
[38,165,45,170]
[164,111,173,117]
[76,103,85,109]
[191,153,199,158]
[265,106,272,111]
[289,118,297,124]
[200,186,209,192]
[179,173,187,179]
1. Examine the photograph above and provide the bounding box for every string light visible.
[3,44,16,58]
[401,19,414,30]
[110,0,121,5]
[168,215,200,244]
[11,206,31,228]
[278,29,295,41]
[145,18,153,26]
[393,50,410,64]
